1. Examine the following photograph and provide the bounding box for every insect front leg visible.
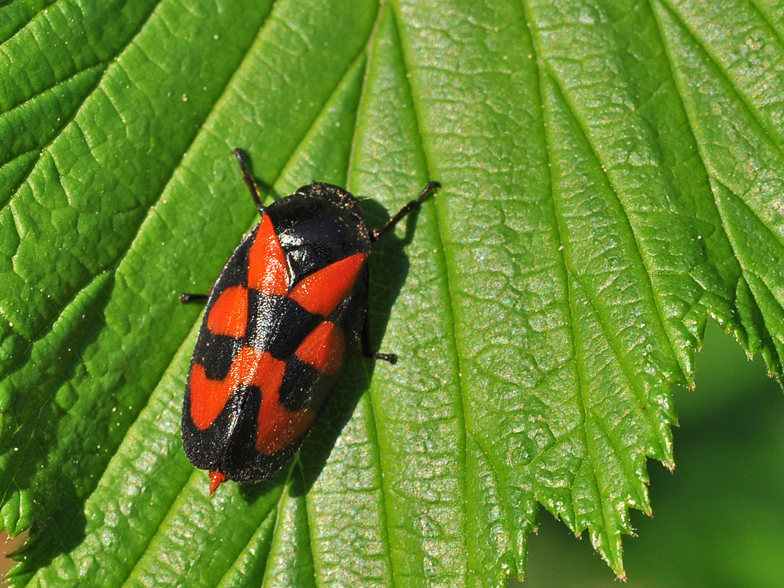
[233,148,265,214]
[370,181,440,242]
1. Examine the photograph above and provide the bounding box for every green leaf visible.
[524,322,784,587]
[1,0,783,586]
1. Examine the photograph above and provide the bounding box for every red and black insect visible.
[181,149,439,494]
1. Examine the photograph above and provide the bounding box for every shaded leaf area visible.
[0,0,783,587]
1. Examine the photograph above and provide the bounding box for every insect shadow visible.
[14,500,89,577]
[295,196,423,495]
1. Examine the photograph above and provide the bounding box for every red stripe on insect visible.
[288,253,366,317]
[295,321,345,375]
[207,285,249,338]
[256,389,316,455]
[248,213,289,295]
[189,346,285,430]
[250,350,287,396]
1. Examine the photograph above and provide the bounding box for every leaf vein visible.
[657,0,784,158]
[0,0,165,214]
[747,0,784,47]
[0,0,58,47]
[103,31,378,585]
[376,4,486,580]
[543,68,684,387]
[526,25,620,567]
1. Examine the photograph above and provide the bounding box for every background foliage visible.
[1,0,783,586]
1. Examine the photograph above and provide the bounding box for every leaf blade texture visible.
[1,0,783,586]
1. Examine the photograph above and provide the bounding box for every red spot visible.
[289,253,366,316]
[207,285,248,338]
[190,346,284,430]
[295,322,345,375]
[209,470,226,495]
[250,351,287,396]
[256,386,317,454]
[252,354,304,454]
[189,363,234,430]
[248,213,289,295]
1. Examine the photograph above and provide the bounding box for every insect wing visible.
[182,209,368,483]
[218,257,368,483]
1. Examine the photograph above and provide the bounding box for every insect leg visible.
[360,269,397,364]
[370,181,440,242]
[180,293,209,304]
[362,319,397,364]
[233,148,265,214]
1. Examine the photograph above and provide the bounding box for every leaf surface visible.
[1,0,783,586]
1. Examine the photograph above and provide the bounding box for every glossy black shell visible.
[182,183,372,484]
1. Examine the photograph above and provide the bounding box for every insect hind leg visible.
[180,293,209,304]
[362,317,397,364]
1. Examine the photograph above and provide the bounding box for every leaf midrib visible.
[94,29,378,588]
[388,1,493,579]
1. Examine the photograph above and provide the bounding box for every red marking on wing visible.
[251,352,313,454]
[209,470,226,495]
[288,253,366,316]
[248,213,289,295]
[189,362,235,430]
[189,346,284,430]
[256,388,317,455]
[250,351,287,395]
[207,285,248,338]
[295,321,345,375]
